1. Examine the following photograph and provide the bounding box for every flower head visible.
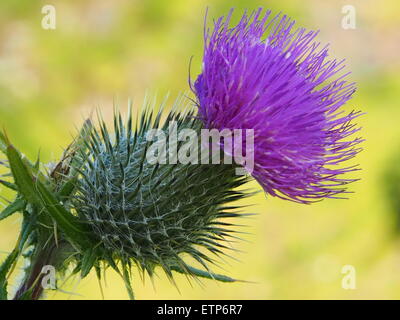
[193,9,363,203]
[73,101,250,285]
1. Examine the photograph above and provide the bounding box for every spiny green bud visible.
[72,100,251,286]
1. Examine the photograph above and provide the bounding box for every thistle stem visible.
[13,243,57,300]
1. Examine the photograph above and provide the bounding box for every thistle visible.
[71,101,251,297]
[193,9,363,203]
[0,99,250,300]
[0,8,363,300]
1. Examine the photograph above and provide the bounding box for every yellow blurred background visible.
[1,0,400,299]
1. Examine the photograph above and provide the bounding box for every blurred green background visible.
[1,0,400,299]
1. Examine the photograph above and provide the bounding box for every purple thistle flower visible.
[192,9,363,203]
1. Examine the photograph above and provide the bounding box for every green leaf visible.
[67,119,93,176]
[6,145,41,205]
[19,213,35,251]
[58,176,78,199]
[55,119,93,200]
[0,249,18,280]
[0,279,7,300]
[35,181,91,245]
[6,144,91,248]
[170,265,241,283]
[80,249,97,278]
[0,179,17,191]
[0,248,19,300]
[0,198,25,221]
